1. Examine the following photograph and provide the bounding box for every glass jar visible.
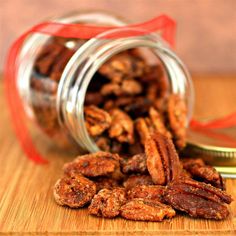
[17,11,194,154]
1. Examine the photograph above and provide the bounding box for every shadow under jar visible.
[17,11,194,155]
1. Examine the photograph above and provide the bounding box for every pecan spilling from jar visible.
[84,105,112,136]
[63,151,121,178]
[123,175,154,190]
[121,153,147,174]
[145,132,181,185]
[120,198,176,222]
[109,109,134,144]
[88,187,126,218]
[53,174,96,208]
[127,185,166,202]
[165,178,233,220]
[167,94,187,149]
[182,158,225,190]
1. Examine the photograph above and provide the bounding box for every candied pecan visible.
[167,94,187,149]
[98,51,146,83]
[124,97,152,118]
[123,175,154,190]
[149,107,172,138]
[121,153,147,174]
[109,109,134,144]
[127,185,166,202]
[63,151,120,178]
[84,105,112,136]
[165,178,233,220]
[85,92,104,106]
[95,137,111,152]
[182,158,225,190]
[53,174,96,208]
[50,48,75,82]
[35,42,65,76]
[101,79,142,96]
[92,177,120,192]
[88,187,126,218]
[120,198,175,221]
[145,132,181,185]
[135,117,154,145]
[127,141,144,156]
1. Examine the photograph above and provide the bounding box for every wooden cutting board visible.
[0,76,236,235]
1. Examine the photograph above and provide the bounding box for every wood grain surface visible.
[0,75,236,235]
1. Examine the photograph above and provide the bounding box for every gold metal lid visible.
[184,127,236,177]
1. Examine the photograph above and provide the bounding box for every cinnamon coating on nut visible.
[121,153,147,174]
[182,158,225,190]
[120,198,175,222]
[127,185,166,202]
[63,151,120,178]
[88,187,126,218]
[53,174,96,208]
[123,175,154,190]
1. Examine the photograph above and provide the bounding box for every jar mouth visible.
[57,28,194,153]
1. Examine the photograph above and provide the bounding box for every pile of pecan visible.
[31,37,187,153]
[53,132,233,221]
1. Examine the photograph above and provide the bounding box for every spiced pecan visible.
[92,177,120,192]
[182,158,225,190]
[145,132,181,185]
[84,105,112,136]
[165,178,233,220]
[88,187,126,218]
[63,151,121,178]
[109,109,134,144]
[98,51,146,83]
[95,137,111,152]
[149,107,172,138]
[120,198,175,221]
[121,153,147,174]
[85,92,104,106]
[101,79,142,96]
[53,174,96,208]
[127,185,166,202]
[167,94,187,149]
[123,175,154,190]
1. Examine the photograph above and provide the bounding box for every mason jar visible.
[17,11,194,154]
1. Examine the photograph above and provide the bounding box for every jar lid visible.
[183,126,236,177]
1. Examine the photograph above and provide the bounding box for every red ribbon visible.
[4,15,176,164]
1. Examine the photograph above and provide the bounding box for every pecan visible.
[149,107,172,138]
[35,42,65,76]
[120,198,175,221]
[167,94,187,149]
[182,158,225,190]
[98,51,146,83]
[121,153,147,174]
[101,79,142,96]
[109,109,134,144]
[85,92,104,106]
[145,132,181,185]
[135,117,155,145]
[63,151,120,178]
[84,105,112,136]
[95,137,111,152]
[165,178,233,220]
[123,175,154,190]
[88,187,126,218]
[127,185,166,202]
[92,177,120,192]
[53,174,96,208]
